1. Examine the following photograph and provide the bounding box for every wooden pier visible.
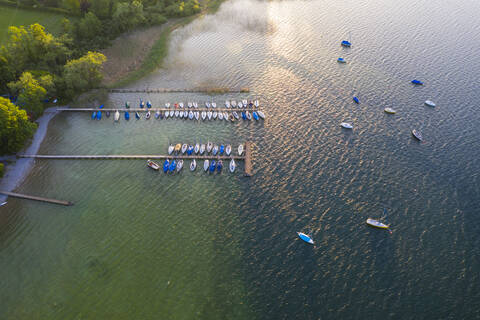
[244,141,252,177]
[0,191,73,206]
[108,88,250,93]
[56,108,261,112]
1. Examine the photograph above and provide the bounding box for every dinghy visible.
[233,111,239,119]
[225,101,230,108]
[195,112,199,120]
[169,110,174,117]
[147,101,152,108]
[96,111,102,120]
[366,218,389,229]
[229,114,235,122]
[225,144,232,156]
[168,144,174,155]
[207,141,213,153]
[425,100,436,107]
[218,112,224,120]
[212,145,219,155]
[165,111,170,119]
[337,57,346,63]
[187,145,194,155]
[175,110,180,117]
[219,144,225,155]
[163,159,170,172]
[125,111,130,120]
[181,144,188,154]
[176,160,184,172]
[238,144,244,156]
[179,102,184,108]
[223,112,229,120]
[140,100,145,108]
[106,111,110,118]
[217,160,223,172]
[340,122,353,129]
[190,159,196,171]
[229,159,236,173]
[353,96,360,104]
[212,102,217,108]
[257,111,265,119]
[200,144,206,154]
[146,110,151,119]
[241,111,246,120]
[412,129,423,141]
[155,110,160,119]
[189,111,194,120]
[201,111,207,120]
[411,79,423,85]
[254,100,259,107]
[252,111,259,120]
[246,111,252,120]
[169,159,176,172]
[175,144,181,153]
[231,100,237,108]
[194,143,200,154]
[297,232,314,244]
[114,110,120,121]
[188,102,193,108]
[213,111,218,119]
[209,160,216,172]
[203,159,209,171]
[92,111,96,119]
[207,111,213,120]
[384,108,396,114]
[238,101,243,108]
[165,103,170,108]
[135,112,140,119]
[147,159,160,170]
[341,40,351,47]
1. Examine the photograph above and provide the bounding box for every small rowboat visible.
[412,129,423,141]
[411,79,423,85]
[425,100,436,107]
[341,40,351,47]
[147,159,160,170]
[297,232,314,244]
[340,122,353,129]
[366,218,389,229]
[238,144,244,156]
[384,108,396,114]
[114,110,120,121]
[337,57,346,63]
[174,143,181,153]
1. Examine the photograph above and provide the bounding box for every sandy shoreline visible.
[0,107,62,202]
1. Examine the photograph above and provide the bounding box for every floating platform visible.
[0,191,73,206]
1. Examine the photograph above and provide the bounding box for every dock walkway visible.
[0,191,73,206]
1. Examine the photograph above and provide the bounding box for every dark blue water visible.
[1,0,480,318]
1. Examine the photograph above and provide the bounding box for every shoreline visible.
[0,107,61,202]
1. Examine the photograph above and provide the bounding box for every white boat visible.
[175,110,179,117]
[238,144,244,156]
[194,143,200,154]
[165,103,170,108]
[297,232,314,244]
[229,159,236,172]
[146,110,151,119]
[200,144,206,154]
[212,102,217,108]
[212,145,219,155]
[231,100,236,108]
[225,101,230,108]
[233,111,239,119]
[188,102,193,108]
[201,111,207,120]
[195,112,199,120]
[155,110,160,119]
[366,218,389,229]
[340,122,353,129]
[242,99,247,106]
[168,144,174,155]
[384,108,396,114]
[218,112,224,120]
[189,111,194,120]
[412,129,423,141]
[176,160,184,172]
[194,102,198,108]
[179,111,184,118]
[181,144,188,154]
[179,102,184,108]
[114,110,120,121]
[238,101,243,108]
[207,141,213,153]
[190,159,197,171]
[246,111,252,120]
[212,111,218,119]
[254,100,259,107]
[203,159,209,171]
[257,111,265,119]
[169,110,174,117]
[205,102,211,108]
[225,144,232,156]
[207,111,213,120]
[223,112,229,121]
[425,100,436,107]
[147,159,160,170]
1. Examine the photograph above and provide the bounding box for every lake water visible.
[1,0,480,318]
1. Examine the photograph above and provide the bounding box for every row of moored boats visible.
[126,99,260,109]
[148,158,237,173]
[167,142,244,156]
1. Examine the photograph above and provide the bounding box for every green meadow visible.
[0,5,65,45]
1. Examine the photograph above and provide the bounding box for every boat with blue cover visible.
[96,111,102,120]
[297,232,314,244]
[140,100,145,108]
[209,160,216,172]
[169,159,176,172]
[163,159,169,172]
[353,96,359,104]
[219,145,224,155]
[337,57,346,63]
[241,111,246,120]
[341,40,351,47]
[411,79,423,85]
[135,112,140,119]
[252,111,259,120]
[217,160,223,172]
[91,111,96,119]
[125,111,130,120]
[146,101,152,108]
[187,145,194,155]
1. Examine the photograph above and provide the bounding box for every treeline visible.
[0,0,201,155]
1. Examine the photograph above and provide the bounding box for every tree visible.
[8,72,51,117]
[113,1,146,33]
[62,51,106,97]
[0,97,37,155]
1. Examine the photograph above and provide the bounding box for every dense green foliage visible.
[0,162,4,177]
[0,97,37,154]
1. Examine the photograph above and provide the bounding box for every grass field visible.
[0,5,65,45]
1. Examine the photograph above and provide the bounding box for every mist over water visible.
[1,0,480,318]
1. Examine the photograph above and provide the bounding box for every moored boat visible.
[114,110,120,121]
[176,160,184,172]
[217,160,223,172]
[190,159,197,171]
[341,40,351,47]
[257,111,265,119]
[254,100,259,107]
[229,159,236,172]
[194,143,200,154]
[246,111,252,120]
[384,108,396,114]
[200,144,206,154]
[411,79,423,85]
[252,111,259,120]
[412,129,423,141]
[181,144,188,154]
[147,159,160,170]
[223,112,229,120]
[207,141,213,153]
[106,111,110,118]
[366,218,389,229]
[125,101,130,108]
[425,100,436,107]
[213,111,218,119]
[187,145,194,155]
[337,57,346,63]
[163,159,169,172]
[297,232,314,244]
[209,160,216,172]
[340,122,353,129]
[169,159,176,172]
[146,101,152,108]
[233,111,239,119]
[155,110,160,119]
[212,145,219,156]
[96,111,102,120]
[219,144,225,155]
[168,144,174,154]
[124,111,130,120]
[91,111,96,119]
[135,112,140,119]
[218,112,224,120]
[174,143,181,153]
[207,111,213,120]
[203,159,209,171]
[201,111,207,120]
[146,110,151,119]
[238,144,244,156]
[225,144,231,156]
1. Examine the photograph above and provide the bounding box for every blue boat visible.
[140,100,145,108]
[337,57,346,63]
[96,110,102,120]
[297,232,314,244]
[209,160,216,172]
[159,112,164,119]
[135,112,140,119]
[163,159,169,173]
[146,101,152,108]
[341,40,351,47]
[91,111,96,119]
[219,145,224,155]
[217,160,223,172]
[125,111,130,120]
[187,145,194,155]
[241,111,247,120]
[252,111,259,120]
[169,159,176,172]
[353,96,360,104]
[99,104,104,109]
[411,79,423,85]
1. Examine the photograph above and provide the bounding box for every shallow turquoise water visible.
[1,0,480,318]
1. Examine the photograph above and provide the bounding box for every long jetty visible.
[0,191,73,206]
[56,108,260,112]
[108,88,250,93]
